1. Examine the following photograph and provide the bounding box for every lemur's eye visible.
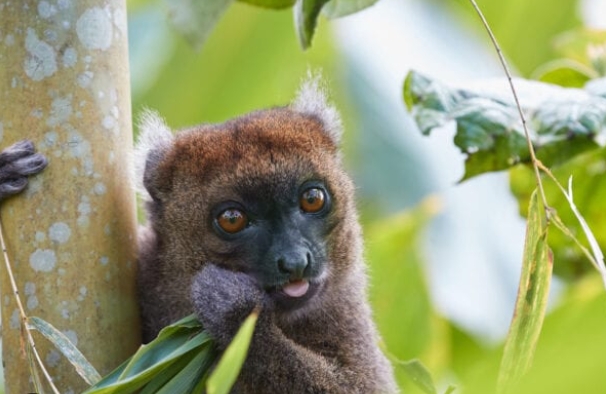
[216,209,248,233]
[300,188,326,213]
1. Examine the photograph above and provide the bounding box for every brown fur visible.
[138,105,397,393]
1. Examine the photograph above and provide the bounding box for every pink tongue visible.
[282,280,310,298]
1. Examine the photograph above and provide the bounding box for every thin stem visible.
[0,213,60,394]
[467,0,550,219]
[536,161,606,289]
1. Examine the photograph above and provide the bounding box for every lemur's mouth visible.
[281,279,309,297]
[269,278,323,310]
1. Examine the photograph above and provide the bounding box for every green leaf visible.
[85,315,215,394]
[293,0,330,50]
[510,148,606,281]
[532,59,595,88]
[451,97,529,181]
[237,0,295,8]
[398,359,438,394]
[535,99,606,138]
[322,0,380,18]
[206,310,259,394]
[27,316,102,386]
[152,346,215,394]
[118,328,207,379]
[138,351,200,394]
[403,70,606,180]
[165,0,235,50]
[497,190,553,392]
[403,71,462,133]
[444,386,457,394]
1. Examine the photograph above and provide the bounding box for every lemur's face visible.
[208,174,334,311]
[146,108,357,314]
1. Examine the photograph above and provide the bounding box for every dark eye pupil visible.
[226,212,239,223]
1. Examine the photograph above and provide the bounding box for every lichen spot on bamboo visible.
[24,28,57,81]
[76,7,113,51]
[49,222,71,244]
[29,249,57,272]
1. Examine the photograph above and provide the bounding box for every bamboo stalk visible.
[0,1,141,392]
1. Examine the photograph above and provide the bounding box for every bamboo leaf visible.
[322,0,380,18]
[27,316,102,386]
[562,177,606,286]
[165,0,234,50]
[117,329,205,380]
[237,0,295,8]
[444,386,457,394]
[206,310,259,394]
[138,351,199,394]
[398,358,438,394]
[497,189,553,392]
[85,315,214,394]
[153,346,215,394]
[190,369,209,394]
[293,0,330,49]
[25,342,45,394]
[543,174,606,288]
[509,147,606,281]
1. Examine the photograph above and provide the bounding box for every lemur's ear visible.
[291,73,342,144]
[134,109,174,201]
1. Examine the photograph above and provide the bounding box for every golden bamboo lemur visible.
[1,79,397,393]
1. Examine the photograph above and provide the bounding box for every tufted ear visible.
[134,109,174,201]
[291,72,342,144]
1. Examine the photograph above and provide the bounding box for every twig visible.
[536,162,606,289]
[467,0,551,220]
[0,212,60,394]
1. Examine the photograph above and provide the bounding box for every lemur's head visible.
[135,77,361,315]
